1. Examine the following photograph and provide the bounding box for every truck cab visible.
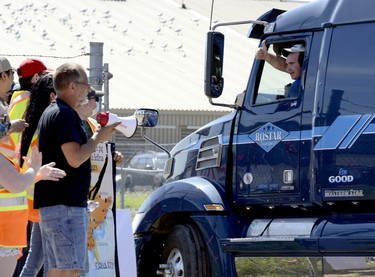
[133,0,375,276]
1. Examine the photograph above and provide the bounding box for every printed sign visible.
[82,142,119,277]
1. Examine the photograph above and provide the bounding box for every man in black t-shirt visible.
[35,63,119,277]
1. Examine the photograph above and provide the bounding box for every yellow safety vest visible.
[87,117,98,133]
[0,90,30,163]
[0,155,28,248]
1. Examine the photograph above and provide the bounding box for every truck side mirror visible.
[204,31,225,98]
[134,109,159,127]
[134,109,171,158]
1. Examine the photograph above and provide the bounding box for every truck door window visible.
[254,43,304,105]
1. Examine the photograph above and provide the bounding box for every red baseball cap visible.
[17,58,50,78]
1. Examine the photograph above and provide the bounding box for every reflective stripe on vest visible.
[0,135,18,162]
[0,190,27,211]
[6,90,30,159]
[87,117,99,133]
[0,155,27,212]
[8,90,30,114]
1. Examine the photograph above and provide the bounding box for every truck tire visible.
[159,224,210,277]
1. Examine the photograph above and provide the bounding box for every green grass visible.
[116,191,150,218]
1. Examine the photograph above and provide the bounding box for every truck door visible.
[234,36,311,206]
[314,22,375,204]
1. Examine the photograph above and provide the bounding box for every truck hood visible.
[170,110,237,156]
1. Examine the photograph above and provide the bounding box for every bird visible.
[79,8,88,15]
[48,41,56,50]
[125,46,133,55]
[78,45,86,53]
[176,43,183,52]
[192,17,200,26]
[160,18,167,26]
[59,15,70,25]
[82,19,90,27]
[14,31,21,40]
[41,29,48,39]
[109,23,117,30]
[161,43,168,51]
[5,23,14,32]
[175,27,182,36]
[75,32,83,40]
[147,39,154,48]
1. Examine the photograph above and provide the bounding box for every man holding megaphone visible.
[35,63,120,277]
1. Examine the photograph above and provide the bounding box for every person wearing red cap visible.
[16,58,50,91]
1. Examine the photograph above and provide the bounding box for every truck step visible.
[226,236,302,242]
[221,236,375,257]
[221,236,318,256]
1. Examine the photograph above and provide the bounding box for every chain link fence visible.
[115,143,175,207]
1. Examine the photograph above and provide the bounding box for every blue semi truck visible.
[132,0,375,276]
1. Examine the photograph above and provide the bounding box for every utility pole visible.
[89,42,103,90]
[103,63,113,112]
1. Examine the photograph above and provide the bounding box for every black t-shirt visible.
[34,99,90,208]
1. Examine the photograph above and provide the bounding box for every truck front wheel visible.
[158,224,210,277]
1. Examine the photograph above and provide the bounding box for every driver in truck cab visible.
[256,41,305,98]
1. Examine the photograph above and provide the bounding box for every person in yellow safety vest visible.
[18,74,57,277]
[4,58,51,163]
[0,57,65,277]
[10,60,52,276]
[0,82,29,162]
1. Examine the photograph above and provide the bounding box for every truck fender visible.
[133,176,227,233]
